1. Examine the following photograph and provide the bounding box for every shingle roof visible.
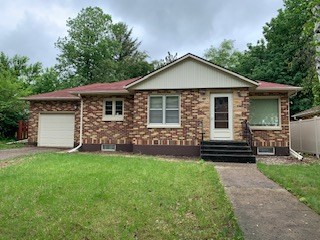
[256,81,299,89]
[23,77,141,100]
[292,105,320,118]
[23,77,302,101]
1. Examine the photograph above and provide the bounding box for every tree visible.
[152,52,178,69]
[232,0,319,114]
[111,22,153,79]
[31,68,61,94]
[0,52,62,138]
[56,7,152,86]
[204,40,243,69]
[0,69,29,138]
[0,52,42,87]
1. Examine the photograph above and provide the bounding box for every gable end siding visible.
[130,58,255,90]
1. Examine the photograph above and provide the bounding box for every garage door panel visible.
[38,113,75,148]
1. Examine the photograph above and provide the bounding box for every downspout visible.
[288,93,303,160]
[68,94,83,153]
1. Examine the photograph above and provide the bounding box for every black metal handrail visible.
[242,120,253,147]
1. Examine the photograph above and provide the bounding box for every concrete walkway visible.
[0,147,60,161]
[214,163,320,240]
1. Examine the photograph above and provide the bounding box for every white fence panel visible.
[290,121,301,151]
[290,117,320,157]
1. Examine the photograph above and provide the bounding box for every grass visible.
[258,162,320,214]
[0,153,243,240]
[0,139,25,149]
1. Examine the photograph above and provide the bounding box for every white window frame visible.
[102,98,124,121]
[249,96,282,130]
[147,95,181,128]
[257,147,275,155]
[101,144,116,151]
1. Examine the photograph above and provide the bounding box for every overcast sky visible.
[0,0,284,67]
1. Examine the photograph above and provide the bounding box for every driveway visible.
[214,163,320,240]
[0,147,61,161]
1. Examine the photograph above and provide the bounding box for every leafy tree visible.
[152,52,178,69]
[204,40,243,69]
[0,52,42,87]
[56,7,151,86]
[0,52,62,138]
[0,69,29,138]
[233,0,319,114]
[31,68,61,94]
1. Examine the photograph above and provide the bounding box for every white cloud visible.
[0,0,284,66]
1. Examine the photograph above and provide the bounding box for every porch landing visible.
[201,140,256,163]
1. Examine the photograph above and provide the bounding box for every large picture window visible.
[103,99,124,121]
[249,98,280,129]
[149,95,180,127]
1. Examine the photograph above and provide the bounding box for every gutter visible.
[68,94,83,153]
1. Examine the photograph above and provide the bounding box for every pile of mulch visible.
[257,155,319,165]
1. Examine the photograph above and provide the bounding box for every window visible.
[249,97,281,129]
[149,95,180,127]
[103,99,124,121]
[257,147,275,155]
[101,144,116,151]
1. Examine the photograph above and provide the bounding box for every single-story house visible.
[24,53,302,162]
[292,105,320,120]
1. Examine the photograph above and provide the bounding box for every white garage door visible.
[38,113,75,148]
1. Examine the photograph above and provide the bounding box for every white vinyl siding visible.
[103,99,124,121]
[130,58,255,90]
[249,97,281,130]
[38,113,75,148]
[148,95,180,127]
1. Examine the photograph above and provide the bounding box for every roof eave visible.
[252,87,302,96]
[21,97,80,101]
[69,90,131,95]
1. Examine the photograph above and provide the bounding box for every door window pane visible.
[215,121,229,128]
[214,97,229,129]
[215,113,228,121]
[215,97,228,112]
[249,99,279,126]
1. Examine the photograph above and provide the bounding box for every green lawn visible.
[258,162,320,214]
[0,153,242,240]
[0,139,25,149]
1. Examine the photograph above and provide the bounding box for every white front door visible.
[210,93,233,140]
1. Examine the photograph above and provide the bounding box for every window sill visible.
[147,124,181,129]
[251,126,282,131]
[102,116,124,122]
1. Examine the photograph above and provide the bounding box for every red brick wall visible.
[28,101,80,144]
[249,92,289,147]
[82,95,133,144]
[27,91,290,151]
[132,90,205,146]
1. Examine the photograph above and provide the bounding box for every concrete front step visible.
[201,154,256,163]
[201,149,253,155]
[200,140,256,163]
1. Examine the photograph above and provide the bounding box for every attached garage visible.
[38,113,75,148]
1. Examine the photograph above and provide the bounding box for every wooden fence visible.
[16,120,28,140]
[290,117,320,157]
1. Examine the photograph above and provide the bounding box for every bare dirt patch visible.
[257,154,319,165]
